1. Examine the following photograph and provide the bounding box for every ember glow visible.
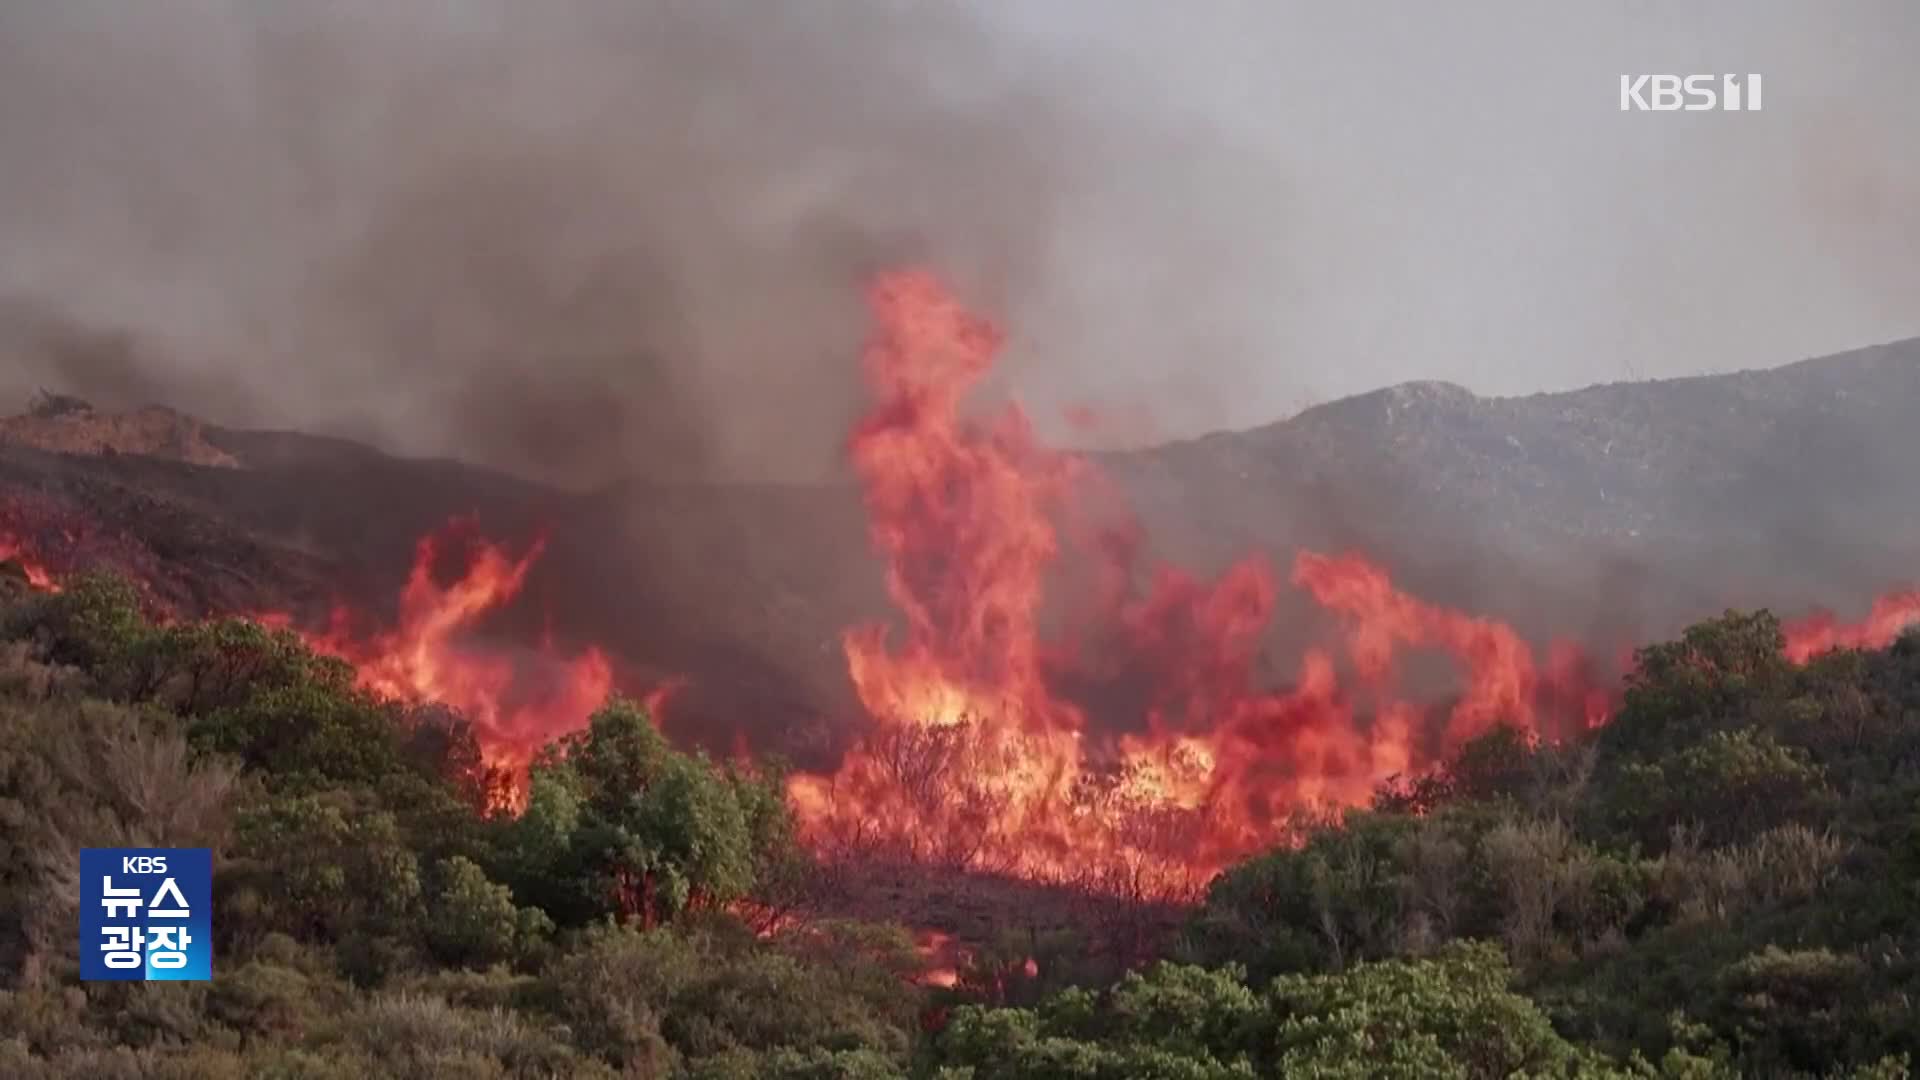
[914,930,961,989]
[786,271,1614,890]
[1782,591,1920,663]
[263,522,615,777]
[0,533,60,591]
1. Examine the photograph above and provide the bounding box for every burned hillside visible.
[5,334,1920,770]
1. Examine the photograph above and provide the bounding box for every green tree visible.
[1600,611,1792,764]
[1186,811,1418,978]
[503,699,782,928]
[1266,942,1606,1078]
[224,790,424,971]
[423,856,552,969]
[1604,729,1825,849]
[537,921,916,1074]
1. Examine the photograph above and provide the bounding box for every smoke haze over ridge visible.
[0,0,1915,485]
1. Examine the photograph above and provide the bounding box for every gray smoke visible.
[0,0,1915,485]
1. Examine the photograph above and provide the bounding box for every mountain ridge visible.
[3,335,1916,760]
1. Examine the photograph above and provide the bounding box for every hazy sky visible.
[0,1,1914,483]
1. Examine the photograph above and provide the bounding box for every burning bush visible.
[784,271,1623,894]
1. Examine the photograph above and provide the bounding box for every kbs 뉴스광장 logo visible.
[79,848,212,981]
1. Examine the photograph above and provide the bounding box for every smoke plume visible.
[0,1,1915,485]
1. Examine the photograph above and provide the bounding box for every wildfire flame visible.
[1782,591,1920,662]
[6,275,1917,901]
[0,533,61,592]
[914,930,961,989]
[262,522,615,779]
[787,270,1625,890]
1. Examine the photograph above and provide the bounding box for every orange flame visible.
[264,522,614,778]
[788,271,1612,891]
[0,534,61,592]
[14,273,1916,904]
[642,676,689,720]
[914,929,961,988]
[1782,590,1920,663]
[1292,551,1614,740]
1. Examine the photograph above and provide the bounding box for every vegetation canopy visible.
[0,571,1916,1077]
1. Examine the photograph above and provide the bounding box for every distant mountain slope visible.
[3,337,1916,759]
[1253,337,1919,557]
[1111,337,1920,640]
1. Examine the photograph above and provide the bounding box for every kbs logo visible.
[80,848,212,981]
[1620,74,1763,111]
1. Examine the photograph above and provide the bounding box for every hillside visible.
[1110,337,1920,635]
[2,337,1918,763]
[3,542,1917,1077]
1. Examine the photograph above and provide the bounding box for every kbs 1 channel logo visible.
[79,848,212,981]
[1620,73,1763,112]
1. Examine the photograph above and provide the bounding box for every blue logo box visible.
[79,848,212,981]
